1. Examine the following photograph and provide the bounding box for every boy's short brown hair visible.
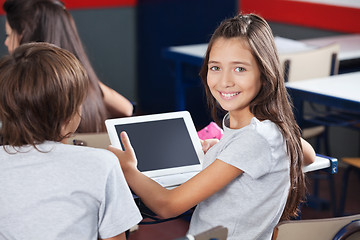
[0,42,89,147]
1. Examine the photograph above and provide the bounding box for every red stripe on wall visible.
[240,0,360,33]
[0,0,137,15]
[62,0,137,9]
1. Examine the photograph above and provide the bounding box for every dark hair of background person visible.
[3,0,108,132]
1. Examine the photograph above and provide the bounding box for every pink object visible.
[197,122,223,140]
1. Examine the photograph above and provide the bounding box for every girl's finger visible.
[202,141,210,152]
[120,131,132,150]
[107,145,122,154]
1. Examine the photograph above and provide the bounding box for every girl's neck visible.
[228,110,255,129]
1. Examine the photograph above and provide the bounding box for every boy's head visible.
[0,42,89,146]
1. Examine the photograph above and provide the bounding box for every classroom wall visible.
[71,7,137,101]
[240,0,360,34]
[136,0,238,128]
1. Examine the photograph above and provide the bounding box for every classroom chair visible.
[279,43,340,151]
[272,214,360,240]
[66,132,110,149]
[280,42,360,152]
[279,43,339,82]
[174,226,228,240]
[338,158,360,216]
[279,43,341,215]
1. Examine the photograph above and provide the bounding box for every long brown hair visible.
[0,42,89,148]
[3,0,107,132]
[200,13,305,220]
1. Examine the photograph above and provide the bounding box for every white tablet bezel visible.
[105,111,204,178]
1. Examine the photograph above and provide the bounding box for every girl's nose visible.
[220,71,235,88]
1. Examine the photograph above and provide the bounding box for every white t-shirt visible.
[0,141,142,239]
[188,115,290,240]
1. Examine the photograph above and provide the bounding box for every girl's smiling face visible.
[207,37,262,125]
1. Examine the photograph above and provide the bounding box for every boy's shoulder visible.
[0,142,120,177]
[53,143,120,174]
[43,142,118,167]
[58,142,115,157]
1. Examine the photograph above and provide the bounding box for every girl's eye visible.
[209,66,220,71]
[235,67,246,72]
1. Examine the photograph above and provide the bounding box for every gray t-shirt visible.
[0,141,142,239]
[188,115,290,240]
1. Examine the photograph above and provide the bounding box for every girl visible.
[108,14,314,239]
[0,42,142,239]
[3,0,134,133]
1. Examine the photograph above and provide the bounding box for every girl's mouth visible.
[220,91,240,99]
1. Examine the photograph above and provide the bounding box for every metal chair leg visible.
[328,173,337,216]
[338,166,353,216]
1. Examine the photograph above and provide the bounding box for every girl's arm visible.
[108,132,243,219]
[99,81,134,117]
[301,137,316,165]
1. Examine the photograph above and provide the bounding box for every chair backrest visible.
[272,214,360,240]
[66,132,110,149]
[333,219,360,240]
[175,226,228,240]
[193,226,228,240]
[278,43,340,82]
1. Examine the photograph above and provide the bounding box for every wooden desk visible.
[303,154,337,174]
[302,34,360,73]
[286,71,360,105]
[301,34,360,62]
[285,71,360,127]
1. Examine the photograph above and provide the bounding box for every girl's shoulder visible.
[249,117,284,146]
[223,117,280,140]
[250,117,282,139]
[221,117,284,152]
